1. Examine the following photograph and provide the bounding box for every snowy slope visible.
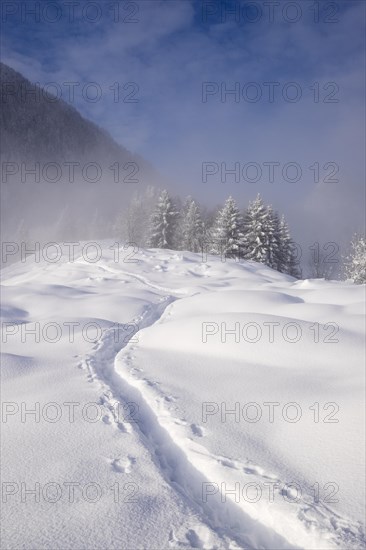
[1,243,365,550]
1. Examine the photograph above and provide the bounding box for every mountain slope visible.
[0,62,146,166]
[0,63,159,243]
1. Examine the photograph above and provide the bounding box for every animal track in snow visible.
[111,455,136,474]
[164,395,177,403]
[190,424,205,437]
[102,413,113,425]
[168,526,217,549]
[98,393,132,433]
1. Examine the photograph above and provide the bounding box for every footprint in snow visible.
[243,466,259,475]
[164,395,176,403]
[185,526,215,549]
[102,414,113,425]
[111,456,136,474]
[185,529,202,548]
[144,378,159,388]
[117,420,132,434]
[174,418,187,426]
[243,464,265,476]
[169,527,213,549]
[99,391,112,404]
[219,458,237,469]
[190,423,205,437]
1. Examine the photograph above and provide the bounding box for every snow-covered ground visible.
[1,243,365,550]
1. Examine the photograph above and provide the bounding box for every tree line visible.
[119,188,301,277]
[118,187,365,283]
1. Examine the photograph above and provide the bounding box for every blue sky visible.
[2,0,365,246]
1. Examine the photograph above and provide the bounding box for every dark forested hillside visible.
[0,62,144,165]
[0,63,159,244]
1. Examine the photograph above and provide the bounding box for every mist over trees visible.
[117,189,301,277]
[2,63,363,282]
[117,188,365,282]
[180,197,205,253]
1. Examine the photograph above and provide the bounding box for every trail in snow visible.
[83,271,365,550]
[89,261,193,297]
[83,294,294,550]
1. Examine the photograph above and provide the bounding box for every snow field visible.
[1,243,365,549]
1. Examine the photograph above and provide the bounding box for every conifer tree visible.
[265,206,281,270]
[344,234,366,284]
[278,215,301,277]
[242,194,270,263]
[181,197,204,252]
[212,196,244,258]
[148,189,179,249]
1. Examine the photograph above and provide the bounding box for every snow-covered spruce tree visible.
[171,195,184,250]
[200,205,218,257]
[264,206,281,270]
[242,194,271,264]
[344,234,366,284]
[148,189,179,249]
[242,196,300,276]
[180,197,204,252]
[278,215,301,277]
[212,196,244,258]
[177,196,192,246]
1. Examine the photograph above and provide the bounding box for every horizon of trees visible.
[116,187,365,283]
[117,187,301,279]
